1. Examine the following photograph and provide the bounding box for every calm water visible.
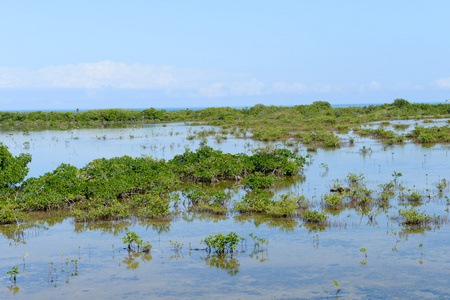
[1,121,450,299]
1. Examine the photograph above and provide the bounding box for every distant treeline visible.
[1,99,450,126]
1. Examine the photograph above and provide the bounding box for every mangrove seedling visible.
[347,172,365,183]
[23,252,28,270]
[7,267,19,284]
[169,240,183,253]
[332,280,341,295]
[70,259,78,273]
[359,146,372,154]
[392,171,403,184]
[248,233,269,251]
[436,179,447,192]
[122,231,143,251]
[201,232,240,254]
[141,241,152,253]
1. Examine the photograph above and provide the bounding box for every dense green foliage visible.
[398,208,432,224]
[0,143,31,189]
[0,145,304,217]
[171,145,304,182]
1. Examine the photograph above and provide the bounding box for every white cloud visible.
[369,81,382,91]
[393,82,423,91]
[434,77,450,89]
[2,61,429,98]
[0,61,189,89]
[272,82,308,93]
[358,81,382,93]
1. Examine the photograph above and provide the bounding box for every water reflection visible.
[233,214,299,232]
[200,254,240,276]
[138,218,173,234]
[0,223,48,245]
[300,222,328,233]
[74,220,131,236]
[121,251,153,270]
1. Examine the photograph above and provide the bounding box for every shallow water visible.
[1,122,450,299]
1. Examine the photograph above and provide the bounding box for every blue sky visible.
[1,0,450,110]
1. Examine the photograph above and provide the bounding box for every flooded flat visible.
[1,121,450,299]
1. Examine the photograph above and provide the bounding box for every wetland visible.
[1,101,450,299]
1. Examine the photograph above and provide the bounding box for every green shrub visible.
[0,143,32,189]
[398,208,431,224]
[201,232,240,254]
[244,173,276,189]
[303,210,328,223]
[266,194,299,217]
[234,189,272,213]
[322,193,344,208]
[0,202,26,224]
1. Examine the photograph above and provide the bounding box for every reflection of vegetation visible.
[8,284,19,295]
[265,218,298,232]
[121,251,153,270]
[74,220,131,236]
[249,250,269,263]
[233,214,299,232]
[0,223,47,244]
[398,225,433,239]
[138,218,172,235]
[201,254,240,276]
[0,202,26,225]
[73,201,131,222]
[300,222,328,233]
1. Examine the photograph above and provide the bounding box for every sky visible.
[1,0,450,110]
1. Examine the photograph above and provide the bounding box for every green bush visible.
[244,173,276,189]
[322,193,344,208]
[201,232,240,254]
[0,202,26,224]
[0,143,32,189]
[303,210,328,223]
[398,208,431,224]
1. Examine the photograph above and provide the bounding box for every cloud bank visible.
[0,61,447,110]
[0,61,388,98]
